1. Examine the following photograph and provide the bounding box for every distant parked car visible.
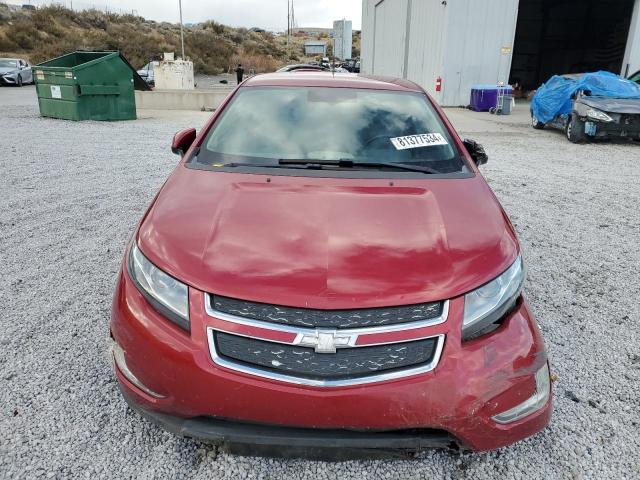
[276,64,328,73]
[0,58,33,87]
[137,62,155,86]
[341,59,360,73]
[531,72,640,143]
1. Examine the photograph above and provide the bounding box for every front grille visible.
[210,295,443,328]
[621,114,640,126]
[214,332,438,381]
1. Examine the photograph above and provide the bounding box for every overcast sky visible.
[10,0,362,30]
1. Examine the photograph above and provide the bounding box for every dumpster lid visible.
[116,52,151,91]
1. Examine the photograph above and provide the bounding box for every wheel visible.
[531,113,545,130]
[566,115,587,144]
[16,75,22,87]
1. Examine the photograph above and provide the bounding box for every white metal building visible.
[361,0,640,106]
[333,19,353,60]
[304,40,328,56]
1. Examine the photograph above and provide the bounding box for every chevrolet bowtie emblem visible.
[298,330,354,353]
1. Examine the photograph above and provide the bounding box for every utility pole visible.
[178,0,185,60]
[291,0,295,31]
[287,0,290,58]
[332,37,336,71]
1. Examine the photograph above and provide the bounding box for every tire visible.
[566,115,588,144]
[16,75,22,87]
[531,113,545,130]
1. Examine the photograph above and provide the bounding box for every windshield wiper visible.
[220,159,442,174]
[222,162,307,169]
[278,159,442,174]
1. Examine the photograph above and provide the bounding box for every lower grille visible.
[214,332,438,381]
[621,114,640,126]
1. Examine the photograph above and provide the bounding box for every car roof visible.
[243,72,423,92]
[277,64,326,71]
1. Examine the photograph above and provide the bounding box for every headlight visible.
[462,255,524,340]
[586,108,613,122]
[127,243,190,330]
[492,363,551,424]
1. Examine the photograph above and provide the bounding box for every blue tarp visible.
[531,71,640,123]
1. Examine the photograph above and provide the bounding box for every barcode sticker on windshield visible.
[390,133,448,150]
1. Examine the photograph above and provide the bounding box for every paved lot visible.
[1,86,639,479]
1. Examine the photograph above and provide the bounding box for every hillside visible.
[0,3,289,73]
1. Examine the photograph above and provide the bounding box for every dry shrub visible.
[230,52,279,73]
[0,5,287,73]
[0,34,19,52]
[5,22,39,50]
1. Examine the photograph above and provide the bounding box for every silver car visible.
[137,62,154,86]
[0,58,33,87]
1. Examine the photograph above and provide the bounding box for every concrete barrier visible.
[135,88,234,111]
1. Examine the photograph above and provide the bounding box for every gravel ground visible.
[195,73,238,88]
[1,87,639,479]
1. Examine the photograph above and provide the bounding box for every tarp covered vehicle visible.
[530,71,640,143]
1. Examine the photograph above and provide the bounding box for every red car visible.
[111,73,552,455]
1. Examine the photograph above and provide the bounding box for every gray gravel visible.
[1,87,639,479]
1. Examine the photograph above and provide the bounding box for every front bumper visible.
[111,266,552,453]
[584,118,640,139]
[0,75,17,85]
[119,384,458,458]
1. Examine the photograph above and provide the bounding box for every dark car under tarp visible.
[531,71,640,124]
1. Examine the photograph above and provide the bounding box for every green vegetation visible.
[0,4,286,73]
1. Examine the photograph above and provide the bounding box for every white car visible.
[0,58,33,87]
[137,63,155,86]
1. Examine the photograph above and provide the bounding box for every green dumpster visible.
[34,51,149,121]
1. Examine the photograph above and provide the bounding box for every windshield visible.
[191,86,468,175]
[0,59,18,68]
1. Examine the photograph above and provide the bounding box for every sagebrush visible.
[0,4,286,73]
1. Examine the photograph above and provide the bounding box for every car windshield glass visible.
[192,86,468,174]
[0,60,17,68]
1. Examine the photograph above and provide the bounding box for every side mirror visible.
[463,139,488,166]
[171,128,197,156]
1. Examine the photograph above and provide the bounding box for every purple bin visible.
[470,84,513,112]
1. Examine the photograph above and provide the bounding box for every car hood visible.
[0,67,17,75]
[579,96,640,114]
[137,167,519,308]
